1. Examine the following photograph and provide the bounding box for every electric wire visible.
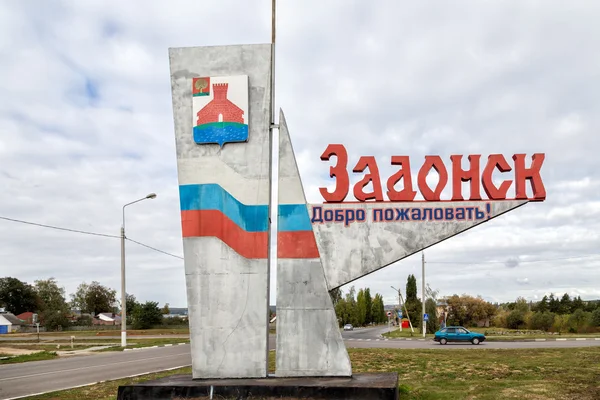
[0,215,184,260]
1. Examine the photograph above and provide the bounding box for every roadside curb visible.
[123,343,189,352]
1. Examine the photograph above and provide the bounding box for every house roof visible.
[1,313,24,325]
[16,312,34,320]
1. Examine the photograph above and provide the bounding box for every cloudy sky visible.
[1,0,598,309]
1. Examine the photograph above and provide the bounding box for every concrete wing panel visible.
[168,44,272,379]
[276,109,352,377]
[311,200,528,290]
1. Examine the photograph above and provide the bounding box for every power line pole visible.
[391,286,414,333]
[422,252,426,338]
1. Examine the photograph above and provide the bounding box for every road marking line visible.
[556,338,567,341]
[0,352,191,382]
[576,338,586,341]
[2,364,192,400]
[595,338,600,341]
[535,339,546,341]
[164,344,173,347]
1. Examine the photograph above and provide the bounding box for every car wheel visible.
[472,338,480,345]
[440,338,447,345]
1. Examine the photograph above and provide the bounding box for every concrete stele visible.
[276,109,352,377]
[168,44,272,379]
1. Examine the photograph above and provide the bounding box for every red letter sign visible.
[387,156,416,201]
[513,153,546,201]
[417,156,448,201]
[482,154,512,200]
[353,156,384,201]
[451,154,482,201]
[318,144,350,202]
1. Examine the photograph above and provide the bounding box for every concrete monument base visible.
[116,373,399,400]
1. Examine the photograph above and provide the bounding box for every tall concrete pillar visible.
[168,44,273,379]
[276,109,352,377]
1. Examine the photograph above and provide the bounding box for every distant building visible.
[92,313,122,326]
[0,312,24,333]
[16,312,36,325]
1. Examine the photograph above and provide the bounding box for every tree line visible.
[0,276,179,330]
[330,286,387,327]
[329,274,600,335]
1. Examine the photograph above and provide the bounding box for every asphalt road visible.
[1,328,599,399]
[0,344,191,400]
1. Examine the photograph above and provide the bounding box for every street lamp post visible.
[121,193,156,347]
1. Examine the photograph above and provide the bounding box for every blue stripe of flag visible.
[178,184,312,232]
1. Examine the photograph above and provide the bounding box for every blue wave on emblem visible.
[193,122,249,147]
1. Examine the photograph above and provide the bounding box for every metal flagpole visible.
[265,0,277,375]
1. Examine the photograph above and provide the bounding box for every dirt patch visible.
[0,347,43,356]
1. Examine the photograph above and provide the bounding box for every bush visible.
[41,310,70,331]
[506,310,525,329]
[553,314,570,332]
[591,309,600,327]
[529,312,556,331]
[131,301,163,329]
[491,308,509,328]
[568,309,591,333]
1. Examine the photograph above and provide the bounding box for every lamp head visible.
[146,193,157,199]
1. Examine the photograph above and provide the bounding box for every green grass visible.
[0,351,58,364]
[20,347,600,399]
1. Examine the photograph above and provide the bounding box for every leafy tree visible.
[162,303,170,315]
[126,293,138,314]
[445,294,496,327]
[70,282,89,312]
[371,293,386,323]
[506,310,525,329]
[131,301,163,329]
[513,297,529,313]
[425,298,439,333]
[529,311,555,331]
[356,289,367,326]
[43,311,70,331]
[591,309,600,327]
[568,309,590,333]
[33,278,70,330]
[35,278,68,313]
[364,288,373,325]
[0,277,41,314]
[70,281,117,316]
[335,286,359,327]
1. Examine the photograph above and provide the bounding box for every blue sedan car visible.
[434,326,486,345]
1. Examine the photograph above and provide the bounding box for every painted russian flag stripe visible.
[179,184,313,233]
[277,231,320,259]
[179,184,268,232]
[278,204,313,231]
[181,210,268,259]
[179,183,319,258]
